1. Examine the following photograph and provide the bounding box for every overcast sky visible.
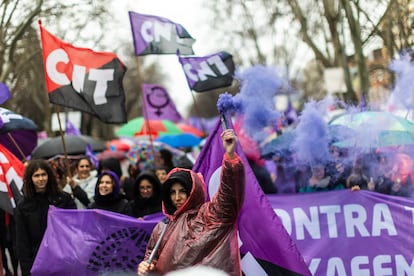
[109,0,214,118]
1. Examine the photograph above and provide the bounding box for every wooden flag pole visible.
[54,106,72,179]
[136,57,157,162]
[7,133,27,162]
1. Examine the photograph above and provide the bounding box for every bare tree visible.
[0,0,114,134]
[204,0,410,106]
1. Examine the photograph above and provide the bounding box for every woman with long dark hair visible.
[15,159,76,275]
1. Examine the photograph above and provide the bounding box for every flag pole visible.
[136,57,157,163]
[188,90,208,135]
[6,133,27,162]
[54,106,72,179]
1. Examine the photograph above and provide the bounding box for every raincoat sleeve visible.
[209,153,245,223]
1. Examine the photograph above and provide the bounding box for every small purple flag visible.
[85,143,99,169]
[284,99,298,126]
[142,83,182,122]
[193,119,311,275]
[129,11,195,56]
[0,82,11,105]
[65,118,81,136]
[32,207,162,275]
[178,51,235,92]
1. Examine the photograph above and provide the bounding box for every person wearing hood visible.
[137,129,245,276]
[98,157,123,181]
[125,170,162,219]
[88,170,128,215]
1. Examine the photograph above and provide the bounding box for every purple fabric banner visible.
[267,190,414,275]
[129,11,195,56]
[193,119,311,275]
[142,83,182,122]
[0,82,11,105]
[178,51,235,92]
[29,180,414,275]
[32,207,162,275]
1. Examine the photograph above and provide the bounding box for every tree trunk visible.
[341,0,370,103]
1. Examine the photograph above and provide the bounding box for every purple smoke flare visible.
[292,99,331,166]
[217,65,289,143]
[389,51,414,110]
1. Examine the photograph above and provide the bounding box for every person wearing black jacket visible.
[88,170,128,214]
[15,159,76,276]
[125,170,162,219]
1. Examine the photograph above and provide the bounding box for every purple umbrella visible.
[0,108,37,160]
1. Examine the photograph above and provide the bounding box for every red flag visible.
[0,144,24,214]
[39,22,127,124]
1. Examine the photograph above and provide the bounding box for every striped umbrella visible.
[116,117,181,138]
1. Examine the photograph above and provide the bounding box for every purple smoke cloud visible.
[389,52,414,110]
[217,65,289,143]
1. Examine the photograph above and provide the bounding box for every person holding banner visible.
[137,129,245,276]
[15,160,76,276]
[88,171,128,215]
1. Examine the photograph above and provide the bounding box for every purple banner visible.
[129,11,195,56]
[193,119,311,275]
[30,185,414,275]
[142,83,182,122]
[32,207,162,275]
[178,51,235,92]
[267,190,414,275]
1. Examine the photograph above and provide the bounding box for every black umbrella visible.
[31,134,106,159]
[0,107,38,160]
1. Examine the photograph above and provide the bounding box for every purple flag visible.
[142,83,182,122]
[187,116,218,134]
[129,11,195,56]
[284,99,298,126]
[0,82,11,104]
[65,118,81,136]
[193,119,311,275]
[32,207,162,275]
[85,143,99,169]
[178,51,235,92]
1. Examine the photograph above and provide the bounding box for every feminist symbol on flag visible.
[146,86,170,116]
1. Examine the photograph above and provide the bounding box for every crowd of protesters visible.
[0,145,188,276]
[2,138,414,275]
[261,145,414,198]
